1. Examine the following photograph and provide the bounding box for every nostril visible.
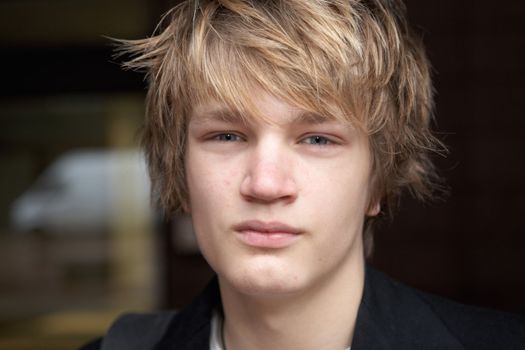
[240,169,298,204]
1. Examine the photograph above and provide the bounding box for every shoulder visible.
[414,287,525,349]
[77,311,177,350]
[76,278,220,350]
[363,267,525,350]
[77,338,102,350]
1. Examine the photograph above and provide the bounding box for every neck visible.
[218,251,365,350]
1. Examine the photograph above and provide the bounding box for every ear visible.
[181,202,190,214]
[180,196,191,214]
[366,201,381,217]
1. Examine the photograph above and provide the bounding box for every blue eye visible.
[214,133,243,142]
[302,135,331,145]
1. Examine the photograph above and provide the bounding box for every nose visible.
[240,144,298,204]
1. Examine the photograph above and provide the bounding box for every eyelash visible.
[209,132,336,146]
[212,133,244,142]
[300,135,333,146]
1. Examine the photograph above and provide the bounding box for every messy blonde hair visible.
[118,0,443,255]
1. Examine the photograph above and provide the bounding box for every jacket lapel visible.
[351,267,465,350]
[154,278,221,350]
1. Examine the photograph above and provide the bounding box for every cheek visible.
[303,158,370,203]
[186,155,239,216]
[302,159,371,232]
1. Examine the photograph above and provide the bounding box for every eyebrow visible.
[191,107,245,124]
[290,111,332,125]
[191,106,333,126]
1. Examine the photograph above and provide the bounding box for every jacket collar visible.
[351,267,465,350]
[153,278,220,350]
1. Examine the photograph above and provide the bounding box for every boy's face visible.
[185,92,378,296]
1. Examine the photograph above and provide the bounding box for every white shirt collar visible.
[210,310,351,350]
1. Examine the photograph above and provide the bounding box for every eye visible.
[213,133,244,142]
[301,135,332,146]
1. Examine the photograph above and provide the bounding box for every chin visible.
[221,256,309,296]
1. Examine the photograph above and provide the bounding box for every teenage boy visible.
[82,0,525,349]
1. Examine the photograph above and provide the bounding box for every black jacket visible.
[81,267,525,349]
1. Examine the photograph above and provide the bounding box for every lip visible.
[233,220,302,249]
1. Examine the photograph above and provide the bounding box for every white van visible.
[10,149,153,236]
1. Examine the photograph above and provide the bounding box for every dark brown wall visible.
[372,0,525,313]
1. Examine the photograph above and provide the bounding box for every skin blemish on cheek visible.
[224,167,242,187]
[224,179,232,187]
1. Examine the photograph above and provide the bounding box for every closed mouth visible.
[233,220,302,235]
[233,220,302,248]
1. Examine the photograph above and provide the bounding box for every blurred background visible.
[0,0,524,349]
